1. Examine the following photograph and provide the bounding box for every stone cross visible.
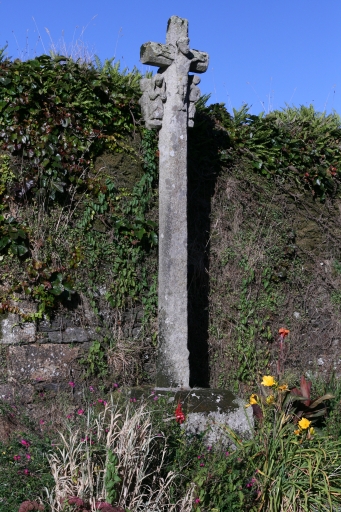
[139,16,209,388]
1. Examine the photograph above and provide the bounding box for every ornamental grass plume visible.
[45,399,195,512]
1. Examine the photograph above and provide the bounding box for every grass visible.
[0,374,340,512]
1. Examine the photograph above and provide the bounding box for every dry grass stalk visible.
[45,399,194,512]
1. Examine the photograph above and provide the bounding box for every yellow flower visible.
[261,375,276,387]
[245,393,258,407]
[309,427,315,435]
[278,384,289,392]
[266,394,274,405]
[294,429,301,435]
[298,418,311,430]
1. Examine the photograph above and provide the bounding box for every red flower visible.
[175,402,185,424]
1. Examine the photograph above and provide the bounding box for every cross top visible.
[140,15,209,75]
[139,16,209,129]
[166,15,188,46]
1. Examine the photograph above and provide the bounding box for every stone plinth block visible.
[8,344,80,382]
[127,387,253,446]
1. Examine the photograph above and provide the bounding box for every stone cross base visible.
[127,387,253,447]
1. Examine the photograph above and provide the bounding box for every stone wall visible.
[0,296,150,404]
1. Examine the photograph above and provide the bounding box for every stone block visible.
[0,383,14,401]
[63,327,92,343]
[0,313,36,345]
[7,344,80,382]
[0,383,34,404]
[38,319,62,332]
[180,389,253,446]
[38,323,96,344]
[46,331,63,343]
[38,317,74,332]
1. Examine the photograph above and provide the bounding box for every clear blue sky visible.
[1,0,340,115]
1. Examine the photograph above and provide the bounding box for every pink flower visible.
[153,396,158,401]
[20,439,30,448]
[67,414,73,419]
[77,409,84,415]
[225,451,230,456]
[23,468,30,476]
[130,398,137,403]
[200,462,205,467]
[68,381,75,388]
[113,383,119,388]
[207,445,212,451]
[195,498,200,504]
[246,478,256,488]
[26,453,31,460]
[39,419,45,425]
[14,455,21,461]
[89,386,95,392]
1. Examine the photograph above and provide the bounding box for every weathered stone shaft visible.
[157,58,189,387]
[140,16,209,388]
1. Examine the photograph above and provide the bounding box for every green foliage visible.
[81,339,108,378]
[0,384,341,511]
[212,103,341,200]
[0,56,158,342]
[0,214,28,256]
[105,451,121,504]
[0,405,53,510]
[0,153,15,196]
[0,44,8,64]
[0,55,140,201]
[232,258,271,385]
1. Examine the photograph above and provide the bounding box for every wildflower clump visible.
[18,501,44,512]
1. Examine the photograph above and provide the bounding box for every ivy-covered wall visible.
[0,55,159,394]
[1,53,341,398]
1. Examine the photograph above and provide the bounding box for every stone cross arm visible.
[140,42,209,73]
